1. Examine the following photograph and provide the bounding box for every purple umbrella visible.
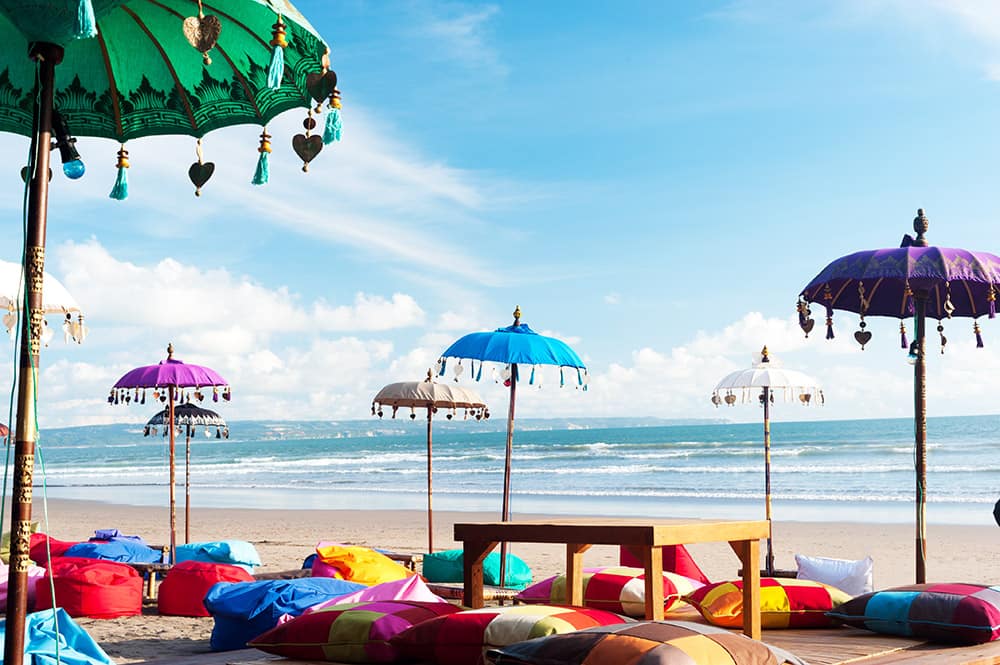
[798,209,1000,583]
[110,344,230,561]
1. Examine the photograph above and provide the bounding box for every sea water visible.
[22,414,1000,526]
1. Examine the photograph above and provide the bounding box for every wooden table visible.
[455,519,771,639]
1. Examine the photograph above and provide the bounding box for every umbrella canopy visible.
[0,258,86,343]
[798,209,999,583]
[0,2,332,658]
[711,346,823,574]
[145,402,228,544]
[438,306,586,582]
[111,344,230,562]
[373,371,488,553]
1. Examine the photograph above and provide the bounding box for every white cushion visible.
[794,554,873,597]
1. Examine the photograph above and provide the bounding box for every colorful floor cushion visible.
[422,548,532,589]
[304,575,447,613]
[176,540,262,572]
[203,577,367,651]
[516,566,702,617]
[795,553,873,597]
[64,540,163,564]
[28,533,80,566]
[158,560,255,617]
[0,561,47,612]
[486,620,807,665]
[0,607,116,665]
[684,577,851,629]
[826,583,1000,644]
[250,600,462,662]
[619,544,711,585]
[391,604,632,665]
[313,544,415,586]
[34,557,143,619]
[90,529,147,546]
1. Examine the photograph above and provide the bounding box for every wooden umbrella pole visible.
[168,387,177,563]
[499,363,517,587]
[185,427,191,544]
[5,42,63,665]
[427,406,434,553]
[913,292,928,584]
[762,386,774,576]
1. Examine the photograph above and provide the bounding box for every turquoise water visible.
[18,415,1000,526]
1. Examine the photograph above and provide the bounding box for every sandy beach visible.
[15,498,1000,663]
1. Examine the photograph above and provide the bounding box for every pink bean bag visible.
[158,560,255,617]
[0,561,46,611]
[35,557,143,618]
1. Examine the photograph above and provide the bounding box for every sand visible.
[11,498,1000,663]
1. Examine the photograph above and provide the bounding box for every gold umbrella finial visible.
[167,343,174,359]
[761,345,770,362]
[513,305,521,325]
[425,368,433,382]
[912,208,929,247]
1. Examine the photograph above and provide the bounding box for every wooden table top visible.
[455,519,770,546]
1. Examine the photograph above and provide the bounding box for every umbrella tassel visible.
[900,322,908,349]
[75,0,97,39]
[267,15,287,90]
[438,360,447,377]
[560,368,564,387]
[938,322,947,354]
[529,366,535,385]
[975,321,984,348]
[825,314,834,340]
[990,285,996,319]
[324,103,342,144]
[475,361,483,382]
[252,130,271,185]
[577,367,583,386]
[109,145,129,200]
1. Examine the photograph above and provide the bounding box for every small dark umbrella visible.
[145,403,229,544]
[798,209,1000,583]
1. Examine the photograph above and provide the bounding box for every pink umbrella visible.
[110,344,230,562]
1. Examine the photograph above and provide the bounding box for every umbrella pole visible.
[499,363,518,587]
[914,293,928,583]
[763,386,774,576]
[427,407,434,554]
[185,427,191,544]
[168,388,177,563]
[5,42,62,665]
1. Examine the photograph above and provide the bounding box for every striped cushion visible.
[391,604,631,665]
[515,566,703,616]
[684,577,851,628]
[826,583,1000,644]
[248,600,460,662]
[487,620,807,665]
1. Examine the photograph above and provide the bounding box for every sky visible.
[5,0,1000,428]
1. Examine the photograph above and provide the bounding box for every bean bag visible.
[34,558,143,619]
[304,575,448,614]
[0,561,47,612]
[158,560,254,617]
[177,540,262,573]
[619,544,711,585]
[90,529,147,546]
[421,548,532,589]
[64,540,163,564]
[313,545,415,586]
[204,577,367,651]
[0,607,116,665]
[29,533,80,566]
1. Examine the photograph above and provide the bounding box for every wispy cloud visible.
[410,2,506,76]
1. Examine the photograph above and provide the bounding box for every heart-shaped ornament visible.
[306,71,338,105]
[183,14,222,63]
[800,319,815,335]
[188,161,215,196]
[292,134,323,171]
[854,330,872,348]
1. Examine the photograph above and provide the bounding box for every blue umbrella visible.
[439,306,587,583]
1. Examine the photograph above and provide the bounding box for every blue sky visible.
[5,0,1000,427]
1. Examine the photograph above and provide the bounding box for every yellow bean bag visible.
[315,545,416,586]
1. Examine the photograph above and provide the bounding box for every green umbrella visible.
[0,3,335,663]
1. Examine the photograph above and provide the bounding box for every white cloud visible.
[420,4,506,75]
[604,293,621,305]
[313,293,425,331]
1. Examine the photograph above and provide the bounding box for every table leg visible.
[642,544,665,620]
[565,543,591,606]
[462,539,498,609]
[730,539,761,640]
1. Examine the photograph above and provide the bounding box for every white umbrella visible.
[373,371,488,553]
[0,258,86,343]
[711,346,823,574]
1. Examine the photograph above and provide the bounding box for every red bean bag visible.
[158,560,254,617]
[35,557,142,618]
[29,533,80,566]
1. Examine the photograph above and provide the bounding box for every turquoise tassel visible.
[252,151,269,185]
[323,107,342,144]
[75,0,97,39]
[267,45,284,90]
[109,165,128,200]
[529,366,535,385]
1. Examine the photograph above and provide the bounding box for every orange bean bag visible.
[35,557,142,618]
[158,560,254,617]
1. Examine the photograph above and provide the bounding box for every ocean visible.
[19,414,1000,526]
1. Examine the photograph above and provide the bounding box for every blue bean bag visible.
[204,577,367,651]
[177,540,262,572]
[0,608,114,665]
[63,540,163,564]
